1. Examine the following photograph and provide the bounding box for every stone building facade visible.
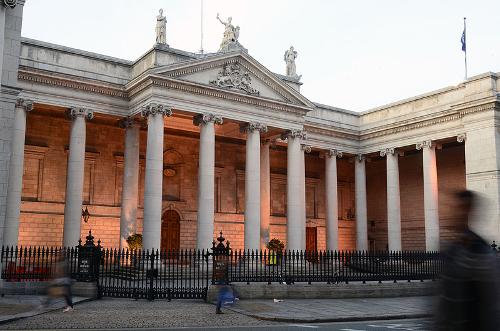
[1,2,499,252]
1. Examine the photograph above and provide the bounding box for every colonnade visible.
[2,100,445,252]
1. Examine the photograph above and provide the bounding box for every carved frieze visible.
[209,63,259,96]
[193,113,223,126]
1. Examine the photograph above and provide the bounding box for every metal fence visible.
[97,248,209,300]
[1,246,79,281]
[222,250,444,284]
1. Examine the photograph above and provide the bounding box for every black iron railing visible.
[222,250,444,284]
[97,248,210,300]
[1,246,79,281]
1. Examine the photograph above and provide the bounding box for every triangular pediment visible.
[149,52,314,108]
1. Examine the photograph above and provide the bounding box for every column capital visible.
[141,103,172,118]
[355,154,365,162]
[2,0,18,9]
[118,117,143,129]
[301,144,312,153]
[281,129,306,141]
[416,140,435,150]
[380,147,396,157]
[67,108,93,121]
[240,122,268,134]
[15,98,33,112]
[457,133,466,143]
[193,113,223,126]
[326,149,343,158]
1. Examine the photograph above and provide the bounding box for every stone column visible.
[354,154,368,250]
[3,98,33,247]
[282,130,307,251]
[194,113,223,250]
[63,108,93,247]
[260,140,271,250]
[141,104,171,251]
[118,117,141,250]
[416,141,440,251]
[241,122,268,251]
[325,149,342,251]
[381,148,402,251]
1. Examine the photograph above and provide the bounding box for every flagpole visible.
[463,17,467,80]
[199,0,204,54]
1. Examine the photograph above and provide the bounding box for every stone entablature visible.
[15,37,500,157]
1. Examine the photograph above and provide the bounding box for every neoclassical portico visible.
[1,6,499,252]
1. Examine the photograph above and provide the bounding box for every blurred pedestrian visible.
[43,249,74,312]
[435,190,500,330]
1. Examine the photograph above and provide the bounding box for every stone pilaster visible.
[416,140,440,251]
[194,113,223,250]
[241,122,268,251]
[354,154,368,250]
[118,117,141,250]
[281,130,307,251]
[325,149,342,251]
[380,148,402,251]
[63,108,93,247]
[141,103,172,250]
[3,98,32,247]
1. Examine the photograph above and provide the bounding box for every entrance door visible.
[306,227,318,262]
[161,210,180,252]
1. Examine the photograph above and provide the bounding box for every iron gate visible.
[97,248,209,300]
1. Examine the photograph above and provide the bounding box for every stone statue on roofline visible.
[156,9,168,46]
[284,46,301,79]
[216,13,246,53]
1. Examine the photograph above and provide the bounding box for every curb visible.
[0,297,95,325]
[226,307,432,323]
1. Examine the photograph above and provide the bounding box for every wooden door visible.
[306,227,318,262]
[161,210,180,252]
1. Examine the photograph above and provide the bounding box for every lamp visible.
[81,206,90,223]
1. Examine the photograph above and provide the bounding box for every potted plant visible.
[126,234,143,251]
[266,238,285,265]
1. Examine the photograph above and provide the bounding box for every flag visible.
[461,28,466,52]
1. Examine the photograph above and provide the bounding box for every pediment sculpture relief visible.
[209,63,259,96]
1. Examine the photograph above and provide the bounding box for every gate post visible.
[211,231,230,285]
[76,231,101,282]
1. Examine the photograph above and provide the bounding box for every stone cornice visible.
[18,67,128,99]
[130,76,312,116]
[360,101,499,141]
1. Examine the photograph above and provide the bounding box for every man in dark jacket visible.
[435,190,500,330]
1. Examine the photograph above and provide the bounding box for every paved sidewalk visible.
[0,296,436,329]
[0,295,89,324]
[227,296,435,323]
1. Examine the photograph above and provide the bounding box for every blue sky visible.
[22,0,500,112]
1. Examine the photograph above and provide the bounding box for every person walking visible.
[44,250,74,312]
[434,190,500,330]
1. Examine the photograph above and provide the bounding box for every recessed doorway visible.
[161,210,180,252]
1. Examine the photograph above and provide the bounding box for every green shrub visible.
[126,234,143,250]
[266,238,285,251]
